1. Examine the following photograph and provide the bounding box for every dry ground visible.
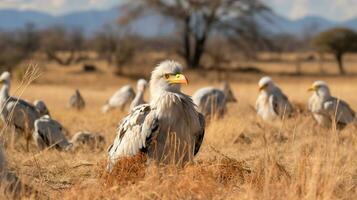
[1,59,357,199]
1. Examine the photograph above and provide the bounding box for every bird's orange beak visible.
[308,85,315,92]
[168,74,189,85]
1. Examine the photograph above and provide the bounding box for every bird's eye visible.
[164,74,170,79]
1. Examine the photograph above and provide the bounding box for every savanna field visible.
[2,54,357,199]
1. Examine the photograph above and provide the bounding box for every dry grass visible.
[1,58,357,199]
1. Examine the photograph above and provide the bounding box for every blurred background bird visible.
[33,101,72,151]
[70,131,105,150]
[0,71,41,151]
[68,89,85,111]
[308,81,356,129]
[129,79,148,111]
[193,81,237,120]
[102,79,148,113]
[33,100,50,117]
[255,76,294,121]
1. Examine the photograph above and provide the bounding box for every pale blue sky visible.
[0,0,121,14]
[264,0,357,21]
[0,0,356,21]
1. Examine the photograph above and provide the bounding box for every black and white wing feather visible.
[271,92,293,118]
[107,104,158,171]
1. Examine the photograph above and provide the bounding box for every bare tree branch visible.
[120,0,270,68]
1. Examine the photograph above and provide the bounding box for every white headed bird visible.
[256,76,293,121]
[102,85,135,113]
[0,71,41,151]
[129,79,148,111]
[193,81,237,119]
[107,60,205,171]
[308,81,355,129]
[102,79,148,113]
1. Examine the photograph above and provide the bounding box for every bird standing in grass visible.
[308,81,355,129]
[129,79,148,111]
[102,79,148,113]
[69,89,85,110]
[255,76,293,121]
[107,60,205,171]
[102,85,134,113]
[0,71,41,151]
[193,81,237,119]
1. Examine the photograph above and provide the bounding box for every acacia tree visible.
[122,0,268,69]
[313,28,357,75]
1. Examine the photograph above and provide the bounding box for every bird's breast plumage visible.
[152,92,200,132]
[256,93,277,120]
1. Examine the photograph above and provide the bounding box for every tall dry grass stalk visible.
[0,64,41,138]
[0,63,43,198]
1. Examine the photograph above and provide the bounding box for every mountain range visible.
[0,7,356,37]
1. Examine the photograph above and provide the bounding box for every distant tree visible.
[40,27,87,66]
[0,24,41,71]
[122,0,268,69]
[40,26,71,65]
[313,28,357,75]
[17,23,40,55]
[69,28,87,63]
[0,31,28,71]
[91,24,119,64]
[91,24,137,75]
[114,35,136,75]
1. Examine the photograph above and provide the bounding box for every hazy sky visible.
[0,0,356,21]
[264,0,357,21]
[0,0,121,14]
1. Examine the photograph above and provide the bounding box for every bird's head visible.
[222,81,237,102]
[75,89,81,96]
[34,100,49,116]
[258,76,274,92]
[0,71,11,85]
[150,60,188,95]
[308,81,331,97]
[137,79,148,92]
